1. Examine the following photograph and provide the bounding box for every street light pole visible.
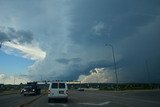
[105,44,119,91]
[0,42,2,48]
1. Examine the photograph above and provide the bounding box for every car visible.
[20,88,25,94]
[21,86,36,96]
[48,82,68,103]
[21,82,41,96]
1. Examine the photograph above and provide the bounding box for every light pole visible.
[0,42,2,48]
[105,44,119,91]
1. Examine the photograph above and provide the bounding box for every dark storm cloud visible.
[30,0,160,83]
[0,31,9,42]
[56,58,70,64]
[1,0,160,83]
[16,30,33,43]
[56,58,82,65]
[70,0,160,45]
[118,18,160,82]
[0,27,33,44]
[65,0,160,82]
[54,59,116,81]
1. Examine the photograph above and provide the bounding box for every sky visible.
[0,0,160,84]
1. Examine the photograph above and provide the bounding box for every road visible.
[26,90,160,107]
[0,93,41,107]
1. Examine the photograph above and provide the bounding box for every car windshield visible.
[24,86,32,89]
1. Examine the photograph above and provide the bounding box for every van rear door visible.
[50,83,59,96]
[58,83,66,96]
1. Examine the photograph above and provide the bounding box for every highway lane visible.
[27,90,160,107]
[0,93,41,107]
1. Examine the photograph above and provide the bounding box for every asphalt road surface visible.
[26,90,160,107]
[0,93,41,107]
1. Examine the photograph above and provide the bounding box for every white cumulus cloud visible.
[3,41,46,61]
[0,74,30,84]
[78,68,114,83]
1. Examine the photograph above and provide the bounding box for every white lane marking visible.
[62,104,68,107]
[98,93,160,104]
[48,103,68,106]
[79,101,111,106]
[122,93,128,95]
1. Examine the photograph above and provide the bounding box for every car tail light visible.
[48,90,51,94]
[66,90,68,94]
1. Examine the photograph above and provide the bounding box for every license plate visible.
[59,91,64,94]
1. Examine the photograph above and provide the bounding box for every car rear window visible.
[51,83,58,88]
[59,83,65,89]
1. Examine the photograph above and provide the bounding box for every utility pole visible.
[0,42,2,48]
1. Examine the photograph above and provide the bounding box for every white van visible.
[48,82,68,103]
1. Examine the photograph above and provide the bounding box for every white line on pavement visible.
[79,101,111,106]
[98,93,160,104]
[48,103,68,106]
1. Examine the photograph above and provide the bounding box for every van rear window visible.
[51,83,58,88]
[59,83,65,89]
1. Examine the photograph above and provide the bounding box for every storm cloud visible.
[26,0,160,83]
[0,27,33,44]
[0,0,160,83]
[65,0,160,83]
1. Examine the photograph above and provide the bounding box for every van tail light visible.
[66,90,68,94]
[48,90,51,94]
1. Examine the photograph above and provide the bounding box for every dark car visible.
[21,82,41,96]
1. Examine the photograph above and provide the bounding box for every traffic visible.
[1,82,160,107]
